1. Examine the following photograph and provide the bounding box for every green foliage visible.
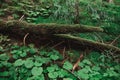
[0,0,120,80]
[31,67,43,76]
[0,39,120,80]
[11,45,37,59]
[63,61,73,70]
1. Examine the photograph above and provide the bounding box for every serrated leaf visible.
[24,59,34,68]
[31,67,43,76]
[14,59,24,67]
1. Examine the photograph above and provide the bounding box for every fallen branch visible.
[55,34,120,54]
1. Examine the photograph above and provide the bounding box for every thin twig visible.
[23,33,29,46]
[63,67,81,80]
[51,41,64,48]
[19,15,24,21]
[110,35,120,45]
[72,54,83,72]
[62,47,66,58]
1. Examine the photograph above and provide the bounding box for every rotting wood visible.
[0,20,103,36]
[1,20,119,53]
[54,34,120,54]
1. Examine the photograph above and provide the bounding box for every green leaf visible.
[92,66,100,71]
[50,54,59,60]
[20,52,27,57]
[0,54,9,61]
[13,55,19,59]
[24,59,34,68]
[29,48,36,54]
[0,71,9,77]
[77,70,89,79]
[47,65,59,72]
[31,67,43,76]
[47,66,55,72]
[63,78,73,80]
[48,72,58,79]
[63,61,73,70]
[14,59,24,67]
[58,69,68,78]
[78,62,85,67]
[82,59,92,65]
[34,61,42,67]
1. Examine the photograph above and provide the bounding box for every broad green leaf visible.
[0,54,9,61]
[58,69,68,78]
[2,61,12,67]
[34,61,42,67]
[47,65,59,72]
[63,61,73,70]
[17,51,22,55]
[48,72,58,79]
[63,78,73,80]
[40,50,47,55]
[24,59,34,68]
[14,59,24,67]
[50,54,59,60]
[47,66,55,72]
[92,66,100,71]
[29,48,36,54]
[28,74,45,80]
[77,70,89,79]
[103,73,108,77]
[0,71,9,77]
[13,55,19,59]
[78,62,85,67]
[20,52,27,57]
[11,50,18,54]
[82,59,92,65]
[31,67,43,76]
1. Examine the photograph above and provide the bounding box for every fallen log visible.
[55,34,120,54]
[0,20,103,36]
[1,20,119,53]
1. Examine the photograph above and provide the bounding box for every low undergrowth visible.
[0,35,120,80]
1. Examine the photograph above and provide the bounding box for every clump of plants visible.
[0,37,120,80]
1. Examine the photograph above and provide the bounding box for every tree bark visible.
[1,20,118,54]
[0,20,103,36]
[55,34,120,54]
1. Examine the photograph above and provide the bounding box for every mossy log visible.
[55,34,120,54]
[0,20,103,36]
[1,20,119,53]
